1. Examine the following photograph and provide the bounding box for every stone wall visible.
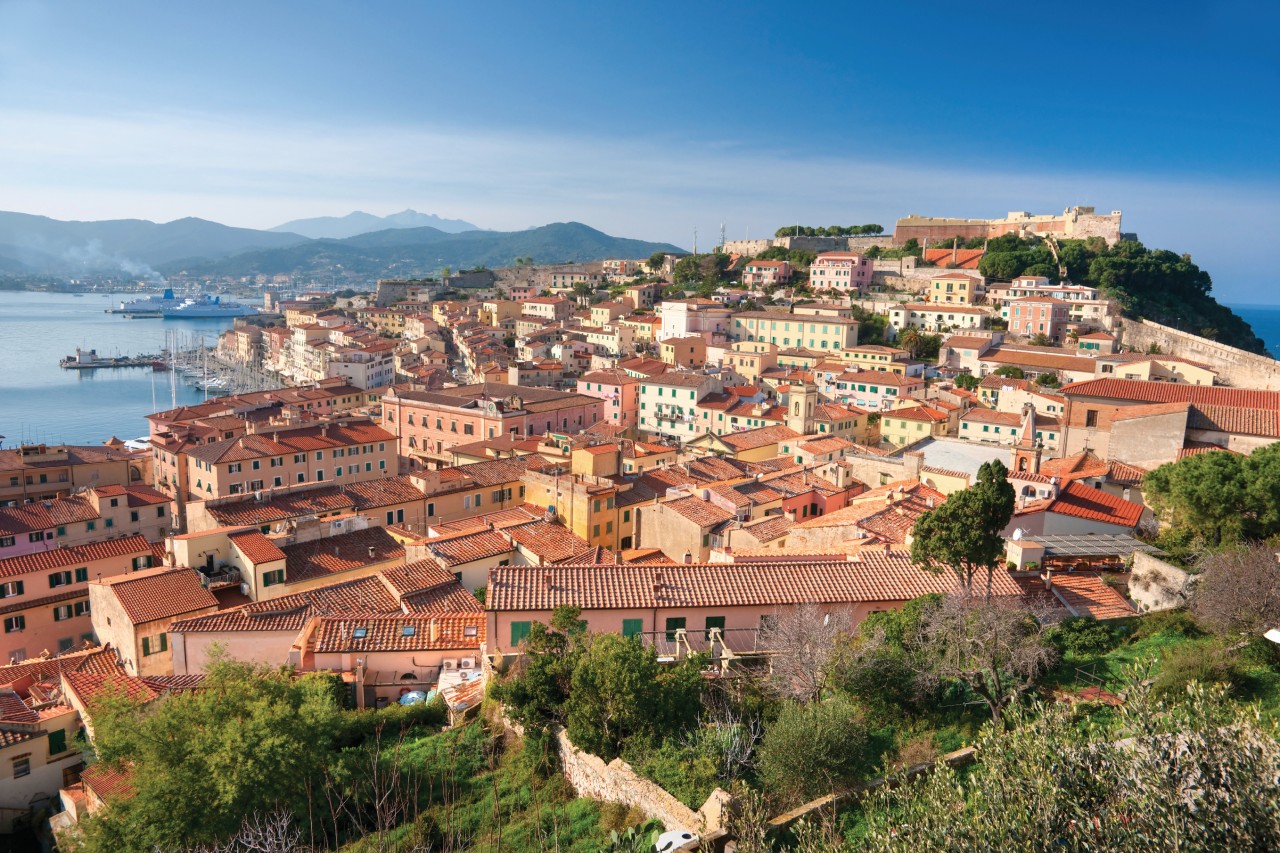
[1129,551,1192,613]
[554,728,712,833]
[1115,318,1280,390]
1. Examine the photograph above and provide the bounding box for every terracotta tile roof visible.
[93,568,218,625]
[961,408,1023,427]
[311,614,485,653]
[0,688,38,724]
[81,763,135,803]
[173,573,401,634]
[1047,572,1137,620]
[1189,403,1280,438]
[184,419,396,465]
[981,348,1097,374]
[1175,442,1240,460]
[739,514,793,544]
[486,552,1022,613]
[283,527,406,583]
[662,495,737,528]
[505,521,593,563]
[890,406,950,424]
[0,645,118,689]
[797,436,857,454]
[718,425,801,451]
[209,488,357,526]
[979,375,1032,391]
[1063,377,1280,410]
[377,559,462,598]
[1034,481,1145,528]
[619,548,677,565]
[428,506,541,536]
[402,583,485,613]
[63,670,158,706]
[427,530,515,566]
[1038,450,1110,482]
[0,535,151,581]
[228,530,287,565]
[923,248,984,269]
[0,495,99,536]
[555,545,621,566]
[1106,461,1147,486]
[683,456,752,482]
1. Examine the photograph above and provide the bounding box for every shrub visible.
[635,739,721,810]
[1152,640,1254,699]
[1046,617,1120,657]
[1130,609,1205,642]
[757,696,887,806]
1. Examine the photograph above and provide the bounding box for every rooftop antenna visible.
[719,223,725,251]
[693,227,698,256]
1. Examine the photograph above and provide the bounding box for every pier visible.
[59,348,168,371]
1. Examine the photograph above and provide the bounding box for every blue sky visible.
[1,0,1277,300]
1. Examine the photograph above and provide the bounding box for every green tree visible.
[1144,450,1250,546]
[992,365,1024,379]
[564,634,703,760]
[953,373,980,391]
[77,662,347,852]
[492,605,585,732]
[647,251,666,272]
[1035,372,1060,388]
[898,328,922,358]
[756,695,885,806]
[911,461,1015,600]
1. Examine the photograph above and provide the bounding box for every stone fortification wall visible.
[894,207,1122,248]
[1116,318,1280,390]
[722,235,891,256]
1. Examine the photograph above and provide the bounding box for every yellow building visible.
[929,273,980,305]
[879,404,952,447]
[730,311,859,352]
[660,336,707,369]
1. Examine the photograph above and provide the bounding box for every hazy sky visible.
[1,0,1277,301]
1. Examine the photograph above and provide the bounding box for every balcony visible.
[635,627,771,670]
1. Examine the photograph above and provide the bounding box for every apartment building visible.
[180,418,396,501]
[741,259,793,288]
[928,273,981,305]
[637,373,724,441]
[0,484,170,560]
[0,444,142,507]
[383,383,604,467]
[809,252,872,293]
[576,369,642,430]
[0,535,155,663]
[730,311,860,351]
[1008,296,1071,341]
[659,299,734,342]
[888,303,988,333]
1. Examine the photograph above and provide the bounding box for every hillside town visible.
[5,207,1280,851]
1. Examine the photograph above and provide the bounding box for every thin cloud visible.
[0,108,1275,297]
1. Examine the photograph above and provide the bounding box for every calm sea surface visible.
[1231,304,1280,359]
[0,292,235,446]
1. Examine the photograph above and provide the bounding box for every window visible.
[13,757,30,778]
[262,569,285,587]
[4,615,25,633]
[49,571,73,588]
[0,536,12,548]
[401,625,416,637]
[48,728,67,756]
[141,634,169,656]
[53,605,73,622]
[130,510,139,522]
[252,460,261,470]
[664,617,686,641]
[0,581,23,598]
[622,618,643,638]
[704,616,725,639]
[510,621,532,646]
[74,601,90,617]
[1085,409,1098,428]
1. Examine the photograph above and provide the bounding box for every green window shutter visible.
[142,636,151,656]
[664,617,686,642]
[622,618,643,638]
[75,567,88,583]
[48,728,67,756]
[159,633,168,652]
[511,621,531,647]
[704,616,725,639]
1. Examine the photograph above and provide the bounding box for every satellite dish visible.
[1012,528,1024,540]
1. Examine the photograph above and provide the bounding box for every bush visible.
[635,739,721,810]
[1152,640,1254,699]
[1046,617,1120,657]
[757,696,888,806]
[1130,609,1205,642]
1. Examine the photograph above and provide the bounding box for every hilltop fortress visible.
[893,206,1124,247]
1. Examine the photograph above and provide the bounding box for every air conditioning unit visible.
[441,659,458,671]
[459,657,476,670]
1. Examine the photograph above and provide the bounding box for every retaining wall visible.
[1116,319,1280,390]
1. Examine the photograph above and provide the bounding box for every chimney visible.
[429,619,438,642]
[1043,567,1053,590]
[682,552,692,564]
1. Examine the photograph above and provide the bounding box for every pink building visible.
[1009,296,1071,342]
[0,535,155,663]
[741,259,793,288]
[809,253,872,294]
[577,369,641,430]
[658,298,733,342]
[483,555,1023,663]
[0,484,170,560]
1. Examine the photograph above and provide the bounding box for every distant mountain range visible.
[269,209,479,240]
[0,212,684,279]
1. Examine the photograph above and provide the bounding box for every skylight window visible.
[401,625,416,637]
[352,627,368,639]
